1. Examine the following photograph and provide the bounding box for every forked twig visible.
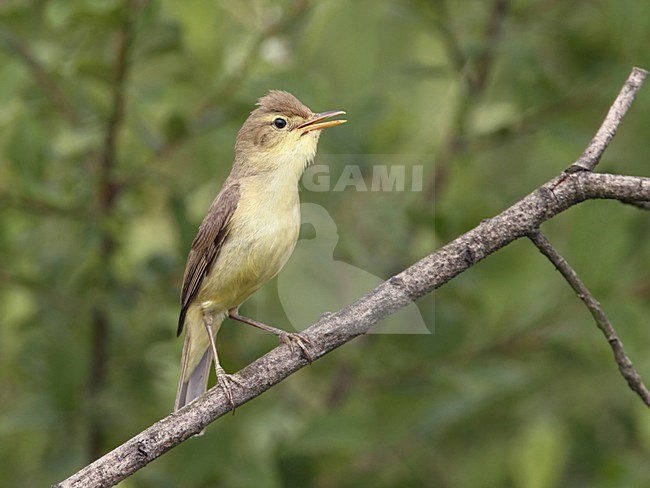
[528,231,650,407]
[570,67,647,172]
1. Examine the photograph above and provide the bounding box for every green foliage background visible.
[1,0,650,486]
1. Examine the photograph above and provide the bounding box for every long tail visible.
[175,310,224,411]
[175,334,211,411]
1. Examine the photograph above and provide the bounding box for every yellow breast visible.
[197,173,301,311]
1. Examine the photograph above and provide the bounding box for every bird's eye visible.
[273,117,287,129]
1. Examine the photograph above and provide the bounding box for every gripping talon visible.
[280,332,313,362]
[226,311,314,362]
[215,367,244,408]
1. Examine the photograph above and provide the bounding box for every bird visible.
[175,90,346,411]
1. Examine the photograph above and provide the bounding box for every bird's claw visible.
[215,367,244,409]
[279,332,313,362]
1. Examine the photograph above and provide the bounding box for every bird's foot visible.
[214,366,244,408]
[228,310,314,362]
[278,332,314,363]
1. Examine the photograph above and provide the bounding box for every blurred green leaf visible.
[510,416,569,488]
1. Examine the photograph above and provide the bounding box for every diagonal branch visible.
[150,0,310,164]
[570,67,647,172]
[620,199,650,211]
[424,0,511,202]
[0,29,80,125]
[0,190,90,219]
[54,67,650,487]
[87,0,138,462]
[528,231,650,407]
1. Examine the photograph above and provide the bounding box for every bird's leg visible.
[201,307,243,407]
[228,308,313,362]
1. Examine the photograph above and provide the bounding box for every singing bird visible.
[175,91,346,410]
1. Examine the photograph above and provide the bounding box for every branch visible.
[0,190,90,219]
[150,0,310,163]
[424,0,510,201]
[0,29,80,125]
[528,231,650,407]
[620,199,650,211]
[471,0,510,94]
[97,0,135,214]
[54,67,650,487]
[570,67,647,172]
[88,0,137,461]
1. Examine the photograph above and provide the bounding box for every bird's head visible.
[234,90,346,177]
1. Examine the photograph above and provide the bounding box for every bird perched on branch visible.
[175,91,346,411]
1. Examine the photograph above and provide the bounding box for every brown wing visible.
[177,183,240,336]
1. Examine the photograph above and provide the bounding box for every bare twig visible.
[0,29,80,125]
[570,67,648,172]
[620,199,650,211]
[54,68,650,487]
[471,0,510,94]
[0,268,81,313]
[0,190,90,219]
[87,0,137,461]
[424,0,510,201]
[528,231,650,407]
[151,0,310,163]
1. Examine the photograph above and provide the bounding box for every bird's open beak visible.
[298,110,347,134]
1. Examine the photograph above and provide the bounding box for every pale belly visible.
[196,192,300,312]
